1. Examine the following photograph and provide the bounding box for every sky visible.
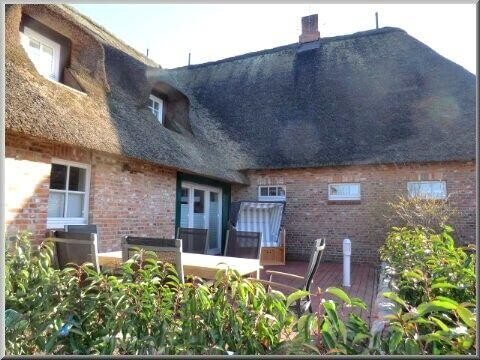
[70,3,476,73]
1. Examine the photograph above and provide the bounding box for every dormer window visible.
[20,26,61,82]
[149,94,164,124]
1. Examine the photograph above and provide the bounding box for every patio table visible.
[97,251,261,280]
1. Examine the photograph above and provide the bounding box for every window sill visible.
[327,200,362,205]
[47,218,87,229]
[45,76,87,96]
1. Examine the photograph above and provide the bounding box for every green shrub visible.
[378,226,476,355]
[5,232,298,355]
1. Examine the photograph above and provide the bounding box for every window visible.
[407,181,447,200]
[149,94,164,123]
[328,183,361,201]
[20,26,61,81]
[47,160,90,228]
[258,185,286,201]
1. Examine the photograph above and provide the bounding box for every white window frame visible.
[47,159,91,229]
[149,94,164,124]
[407,181,447,200]
[20,26,61,82]
[258,185,286,202]
[328,183,361,201]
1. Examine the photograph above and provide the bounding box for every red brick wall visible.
[5,134,177,251]
[231,162,476,263]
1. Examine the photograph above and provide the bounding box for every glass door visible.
[179,182,222,254]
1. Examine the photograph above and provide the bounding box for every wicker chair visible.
[47,229,100,272]
[224,227,262,260]
[176,227,208,254]
[121,236,184,282]
[253,238,326,316]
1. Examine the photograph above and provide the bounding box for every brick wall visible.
[231,162,476,263]
[5,134,177,251]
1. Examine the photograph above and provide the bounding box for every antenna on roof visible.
[375,12,379,29]
[146,48,149,58]
[188,52,191,66]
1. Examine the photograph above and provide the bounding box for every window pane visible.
[29,38,40,50]
[408,181,446,199]
[210,192,218,202]
[66,193,84,217]
[47,192,65,217]
[277,187,286,196]
[42,44,53,56]
[260,187,268,196]
[50,164,67,190]
[329,183,360,199]
[194,189,204,213]
[68,166,86,191]
[181,188,189,204]
[268,187,277,196]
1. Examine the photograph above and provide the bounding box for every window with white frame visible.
[20,26,61,81]
[149,94,164,123]
[328,183,361,201]
[258,185,286,201]
[47,160,90,228]
[407,181,447,200]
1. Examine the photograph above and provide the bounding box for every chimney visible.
[299,14,320,43]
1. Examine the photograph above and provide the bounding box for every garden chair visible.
[121,236,184,282]
[224,227,261,260]
[176,227,208,254]
[252,238,326,316]
[47,229,100,272]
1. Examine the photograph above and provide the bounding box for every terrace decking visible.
[261,261,378,324]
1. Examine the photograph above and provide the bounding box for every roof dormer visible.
[148,81,191,133]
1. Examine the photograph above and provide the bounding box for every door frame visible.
[180,181,223,255]
[175,172,232,255]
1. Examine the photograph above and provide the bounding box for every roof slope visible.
[5,4,248,184]
[165,27,476,170]
[6,4,476,185]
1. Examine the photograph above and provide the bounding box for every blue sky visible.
[70,3,476,73]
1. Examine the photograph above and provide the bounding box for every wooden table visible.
[98,250,122,268]
[182,253,261,280]
[97,251,261,280]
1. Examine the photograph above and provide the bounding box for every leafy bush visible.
[378,226,476,355]
[5,232,299,355]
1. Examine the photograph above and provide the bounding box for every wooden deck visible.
[261,261,378,323]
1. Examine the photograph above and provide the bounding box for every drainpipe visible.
[343,238,351,287]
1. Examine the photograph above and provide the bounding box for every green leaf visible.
[403,269,424,281]
[326,287,351,305]
[352,332,369,345]
[417,300,458,315]
[382,292,408,309]
[388,328,403,353]
[350,297,367,310]
[431,282,457,290]
[456,305,475,328]
[404,338,420,355]
[5,309,23,329]
[286,290,309,308]
[44,333,58,354]
[429,316,449,332]
[322,300,340,330]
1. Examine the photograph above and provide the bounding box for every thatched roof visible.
[165,27,476,170]
[6,4,475,185]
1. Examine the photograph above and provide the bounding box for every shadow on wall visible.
[5,160,51,244]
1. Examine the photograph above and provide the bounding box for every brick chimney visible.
[299,14,320,43]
